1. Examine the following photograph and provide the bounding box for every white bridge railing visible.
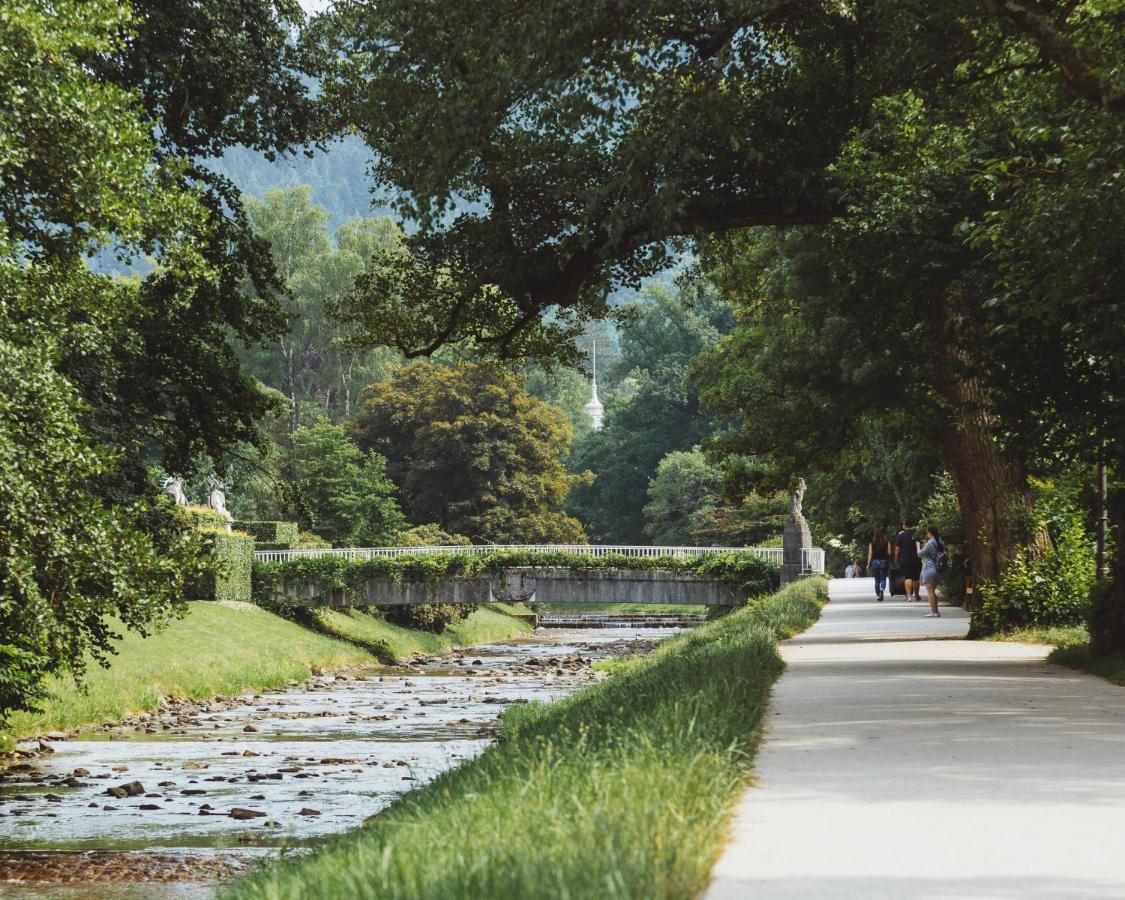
[253,544,826,575]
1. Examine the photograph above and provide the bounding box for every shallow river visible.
[0,626,678,897]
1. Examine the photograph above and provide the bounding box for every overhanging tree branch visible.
[983,0,1125,116]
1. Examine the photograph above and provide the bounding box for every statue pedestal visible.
[781,518,813,585]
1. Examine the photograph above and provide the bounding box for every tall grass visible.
[225,578,826,900]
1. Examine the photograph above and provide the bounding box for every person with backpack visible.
[919,525,946,618]
[867,528,892,602]
[894,519,922,602]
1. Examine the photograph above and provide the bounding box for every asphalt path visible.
[705,578,1125,900]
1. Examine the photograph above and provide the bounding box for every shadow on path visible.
[705,578,1125,900]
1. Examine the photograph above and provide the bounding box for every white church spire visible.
[584,340,604,431]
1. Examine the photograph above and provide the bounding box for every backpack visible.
[933,540,947,569]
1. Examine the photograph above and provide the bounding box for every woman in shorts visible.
[918,526,944,618]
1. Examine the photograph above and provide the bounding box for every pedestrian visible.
[894,519,922,602]
[844,561,856,578]
[867,528,891,602]
[919,525,945,618]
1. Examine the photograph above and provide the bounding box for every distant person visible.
[867,528,891,602]
[895,519,922,602]
[919,526,945,618]
[844,562,857,578]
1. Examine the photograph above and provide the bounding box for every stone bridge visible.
[255,545,825,608]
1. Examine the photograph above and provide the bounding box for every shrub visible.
[234,520,299,545]
[295,531,331,549]
[396,524,471,546]
[177,504,229,532]
[971,517,1095,636]
[383,603,475,633]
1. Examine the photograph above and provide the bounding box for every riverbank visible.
[225,578,826,900]
[2,601,532,749]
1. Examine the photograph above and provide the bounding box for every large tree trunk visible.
[1092,486,1125,655]
[931,299,1044,610]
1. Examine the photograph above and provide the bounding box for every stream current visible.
[0,626,679,897]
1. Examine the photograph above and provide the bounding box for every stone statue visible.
[789,477,807,524]
[207,476,234,531]
[162,476,189,507]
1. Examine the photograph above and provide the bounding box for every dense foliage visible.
[353,362,589,543]
[566,285,731,543]
[971,481,1098,636]
[290,423,404,546]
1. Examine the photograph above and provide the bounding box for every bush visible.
[234,520,299,545]
[971,517,1094,636]
[383,603,475,633]
[295,531,331,549]
[396,524,471,546]
[189,532,254,603]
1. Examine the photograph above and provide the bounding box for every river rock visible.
[139,804,161,811]
[243,725,259,733]
[229,807,267,820]
[43,731,69,741]
[73,768,90,777]
[105,780,145,798]
[298,807,321,816]
[37,741,55,753]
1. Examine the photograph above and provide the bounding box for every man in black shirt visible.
[895,520,922,602]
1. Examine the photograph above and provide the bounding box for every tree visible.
[315,2,971,353]
[643,450,722,546]
[243,187,403,430]
[566,284,730,543]
[353,362,588,543]
[0,0,318,718]
[290,423,404,546]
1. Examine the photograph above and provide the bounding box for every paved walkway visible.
[706,578,1125,900]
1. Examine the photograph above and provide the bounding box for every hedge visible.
[190,532,254,602]
[234,520,300,545]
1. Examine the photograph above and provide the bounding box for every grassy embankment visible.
[991,624,1125,686]
[2,601,531,747]
[312,604,533,658]
[226,577,827,900]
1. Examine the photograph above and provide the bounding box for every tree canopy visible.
[353,362,589,543]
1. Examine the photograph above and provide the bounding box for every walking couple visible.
[866,520,945,617]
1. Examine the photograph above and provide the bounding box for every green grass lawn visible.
[224,578,827,900]
[313,605,533,660]
[988,624,1090,647]
[991,623,1125,686]
[539,602,708,615]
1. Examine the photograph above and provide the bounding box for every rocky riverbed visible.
[0,627,676,896]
